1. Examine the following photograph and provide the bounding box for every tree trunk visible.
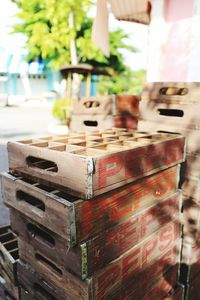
[69,12,81,99]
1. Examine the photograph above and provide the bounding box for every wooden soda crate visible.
[103,243,181,300]
[141,266,179,300]
[18,260,68,300]
[7,129,186,199]
[0,225,19,284]
[140,98,200,130]
[138,119,200,154]
[70,114,114,132]
[17,222,180,300]
[113,113,138,129]
[142,82,200,104]
[73,96,113,116]
[10,191,181,279]
[2,166,180,246]
[115,95,141,116]
[163,285,184,300]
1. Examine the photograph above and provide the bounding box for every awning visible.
[92,0,151,56]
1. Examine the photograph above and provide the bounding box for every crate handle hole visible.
[26,156,58,172]
[84,120,98,127]
[83,101,100,108]
[158,109,184,117]
[27,223,55,247]
[16,190,45,212]
[35,253,63,277]
[159,87,188,95]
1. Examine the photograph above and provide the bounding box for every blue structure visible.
[0,47,60,102]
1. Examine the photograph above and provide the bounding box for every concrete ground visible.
[0,105,55,225]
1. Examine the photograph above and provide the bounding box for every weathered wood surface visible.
[0,267,20,300]
[138,119,200,155]
[142,82,200,104]
[102,244,180,300]
[113,114,138,129]
[2,166,179,245]
[18,260,69,300]
[0,225,19,284]
[73,96,113,116]
[71,114,114,132]
[10,191,181,279]
[18,222,180,300]
[7,130,185,199]
[140,98,200,130]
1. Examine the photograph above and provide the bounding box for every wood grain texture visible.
[18,222,180,300]
[7,130,185,199]
[0,268,20,300]
[2,166,179,245]
[0,225,19,284]
[10,191,181,279]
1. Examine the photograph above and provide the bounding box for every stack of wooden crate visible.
[0,225,20,299]
[71,95,140,131]
[139,82,200,299]
[1,128,186,299]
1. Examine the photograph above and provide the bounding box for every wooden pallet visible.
[2,166,180,245]
[7,129,186,199]
[140,98,200,130]
[10,191,181,279]
[17,222,180,300]
[142,82,200,104]
[70,114,114,132]
[0,225,19,284]
[18,260,68,300]
[113,114,138,129]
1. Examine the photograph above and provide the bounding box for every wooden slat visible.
[3,166,179,245]
[7,130,185,199]
[10,191,181,279]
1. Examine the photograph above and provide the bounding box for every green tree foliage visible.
[12,0,146,94]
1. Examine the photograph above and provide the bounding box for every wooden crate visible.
[115,95,141,116]
[113,113,138,129]
[142,82,200,103]
[73,96,113,116]
[181,176,200,204]
[7,130,186,199]
[18,260,68,300]
[0,225,19,284]
[138,119,200,155]
[17,222,180,300]
[140,98,200,130]
[143,271,184,300]
[102,244,181,300]
[71,114,114,132]
[2,166,180,245]
[0,267,20,300]
[10,191,181,279]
